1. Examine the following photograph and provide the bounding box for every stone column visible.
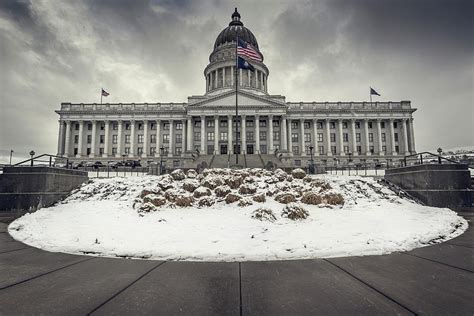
[103,121,110,157]
[255,115,260,153]
[312,119,319,157]
[214,116,219,154]
[409,118,416,154]
[376,119,383,156]
[64,121,71,157]
[90,121,97,158]
[402,119,410,155]
[223,67,226,87]
[231,66,234,87]
[351,119,357,156]
[281,116,288,151]
[268,115,274,154]
[300,118,306,156]
[325,119,331,156]
[287,119,293,156]
[129,120,136,158]
[337,119,344,156]
[168,120,174,157]
[214,70,218,88]
[247,69,251,86]
[389,119,396,155]
[228,115,233,154]
[200,116,206,153]
[242,115,247,153]
[364,119,370,156]
[187,117,193,151]
[77,120,84,158]
[57,120,65,156]
[239,69,243,87]
[116,120,123,157]
[142,120,148,158]
[155,120,161,157]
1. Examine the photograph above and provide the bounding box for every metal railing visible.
[13,154,69,168]
[402,152,462,167]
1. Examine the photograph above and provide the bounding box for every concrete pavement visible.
[0,216,472,315]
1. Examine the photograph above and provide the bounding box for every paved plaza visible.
[0,215,472,315]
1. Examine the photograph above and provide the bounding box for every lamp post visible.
[309,146,314,174]
[29,150,35,167]
[437,147,442,164]
[159,146,164,175]
[9,149,14,165]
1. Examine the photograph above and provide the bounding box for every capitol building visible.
[55,9,417,169]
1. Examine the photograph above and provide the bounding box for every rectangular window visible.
[382,145,387,152]
[176,122,182,130]
[304,133,311,142]
[395,145,400,153]
[100,124,105,131]
[381,133,386,142]
[150,147,156,155]
[163,122,169,130]
[87,124,92,131]
[195,121,201,128]
[207,132,214,141]
[100,135,105,144]
[232,120,242,127]
[207,120,214,128]
[220,132,227,141]
[369,133,374,142]
[113,123,118,130]
[259,120,267,127]
[86,148,91,155]
[163,134,169,143]
[317,122,323,129]
[305,146,311,155]
[125,123,130,130]
[355,122,361,129]
[150,123,156,130]
[292,146,299,154]
[343,122,348,129]
[304,121,310,129]
[273,131,280,141]
[318,133,323,142]
[331,146,337,154]
[176,147,182,155]
[138,135,143,144]
[330,133,336,142]
[124,147,130,154]
[220,120,228,128]
[87,135,92,144]
[99,148,104,155]
[112,147,117,155]
[294,159,301,166]
[370,146,374,154]
[318,146,324,154]
[368,122,373,129]
[246,132,253,141]
[394,133,399,142]
[74,148,78,155]
[330,122,335,129]
[273,120,280,128]
[343,133,349,142]
[75,123,79,131]
[125,135,130,144]
[194,132,200,141]
[344,146,350,153]
[112,135,118,144]
[291,121,298,129]
[356,133,361,142]
[150,135,156,144]
[291,133,298,142]
[74,135,79,144]
[394,121,398,128]
[137,147,143,155]
[357,146,362,154]
[260,145,267,154]
[381,122,385,129]
[246,120,254,128]
[260,131,267,141]
[176,134,182,143]
[138,123,143,130]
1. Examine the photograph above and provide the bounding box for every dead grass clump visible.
[303,176,313,183]
[170,169,186,181]
[291,168,306,179]
[193,187,212,198]
[251,207,277,222]
[143,195,167,207]
[226,176,243,189]
[311,180,332,192]
[215,185,231,198]
[138,202,156,213]
[202,177,224,189]
[301,192,323,205]
[238,198,253,207]
[175,195,195,207]
[323,193,345,205]
[266,188,280,197]
[275,192,297,204]
[225,193,241,204]
[186,169,198,178]
[158,174,174,191]
[252,193,266,203]
[139,189,160,199]
[198,197,215,207]
[182,180,199,193]
[239,183,257,195]
[281,203,309,220]
[274,168,288,181]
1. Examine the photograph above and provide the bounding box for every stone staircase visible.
[259,154,286,169]
[245,154,264,168]
[209,154,231,168]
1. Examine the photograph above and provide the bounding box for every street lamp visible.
[437,147,443,164]
[159,146,164,175]
[29,150,35,166]
[9,149,14,165]
[309,146,314,174]
[348,152,352,163]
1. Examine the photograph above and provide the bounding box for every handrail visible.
[402,151,462,167]
[13,154,69,168]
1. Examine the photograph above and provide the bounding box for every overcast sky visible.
[0,0,473,160]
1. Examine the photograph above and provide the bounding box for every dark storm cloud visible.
[0,0,472,161]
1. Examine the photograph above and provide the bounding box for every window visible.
[150,135,156,144]
[246,120,254,128]
[176,122,182,130]
[260,145,267,154]
[343,133,349,142]
[292,146,299,154]
[260,131,267,141]
[291,133,298,142]
[138,135,143,144]
[232,120,241,127]
[87,124,92,131]
[138,123,143,130]
[318,146,324,154]
[317,122,323,129]
[395,145,400,153]
[355,122,361,129]
[318,133,323,142]
[124,147,130,154]
[381,133,386,142]
[163,122,169,130]
[273,120,280,127]
[150,123,156,130]
[381,122,385,129]
[294,160,301,166]
[304,121,310,129]
[125,135,130,144]
[87,135,92,144]
[74,148,78,155]
[369,133,374,142]
[344,146,350,153]
[207,132,214,141]
[163,134,169,143]
[220,132,227,141]
[357,146,362,154]
[356,133,361,142]
[370,146,374,154]
[99,148,104,155]
[382,145,387,152]
[176,134,182,143]
[343,122,348,129]
[259,120,267,127]
[110,147,117,155]
[330,133,336,142]
[125,123,131,130]
[246,132,253,141]
[176,147,182,155]
[137,147,143,155]
[393,121,398,128]
[86,148,91,155]
[113,135,118,144]
[75,123,79,131]
[100,124,105,131]
[207,120,214,128]
[100,135,105,144]
[220,121,228,128]
[273,131,280,141]
[305,146,312,155]
[74,135,79,144]
[150,147,156,155]
[113,123,118,130]
[195,121,201,128]
[331,146,337,154]
[368,122,373,129]
[291,121,298,129]
[304,133,311,142]
[394,133,399,142]
[330,122,335,129]
[194,132,200,141]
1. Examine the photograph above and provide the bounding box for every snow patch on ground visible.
[9,170,467,262]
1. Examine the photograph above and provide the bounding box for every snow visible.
[8,169,468,262]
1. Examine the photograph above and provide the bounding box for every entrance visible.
[220,144,228,155]
[233,145,241,154]
[246,145,254,154]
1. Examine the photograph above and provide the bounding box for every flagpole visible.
[235,35,239,165]
[101,88,103,104]
[369,87,372,103]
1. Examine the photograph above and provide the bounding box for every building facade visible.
[55,9,416,168]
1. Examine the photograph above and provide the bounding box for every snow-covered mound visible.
[9,168,467,262]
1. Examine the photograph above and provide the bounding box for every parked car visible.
[125,160,141,168]
[108,161,123,169]
[72,161,85,169]
[92,161,104,169]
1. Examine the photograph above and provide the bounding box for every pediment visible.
[189,90,287,108]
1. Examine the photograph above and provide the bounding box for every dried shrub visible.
[286,175,294,182]
[170,169,186,181]
[239,183,257,195]
[202,177,224,189]
[186,169,198,178]
[252,193,266,203]
[303,176,313,183]
[291,168,306,179]
[323,193,345,205]
[275,182,289,191]
[274,169,288,181]
[226,176,243,189]
[215,185,231,198]
[138,202,156,213]
[198,197,215,207]
[165,190,181,202]
[175,195,194,207]
[238,198,253,207]
[225,193,241,204]
[311,180,332,192]
[143,194,167,207]
[301,192,323,205]
[193,187,212,198]
[281,203,309,220]
[139,189,160,199]
[251,207,277,222]
[158,174,174,190]
[274,193,296,204]
[182,180,199,193]
[266,188,280,197]
[265,176,279,184]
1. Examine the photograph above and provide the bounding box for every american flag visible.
[101,89,109,97]
[237,38,262,62]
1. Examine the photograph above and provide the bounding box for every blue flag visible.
[370,87,381,96]
[237,56,255,72]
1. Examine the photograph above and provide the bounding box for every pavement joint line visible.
[324,259,418,315]
[0,257,95,291]
[88,260,167,315]
[239,262,243,316]
[0,247,30,255]
[445,242,474,249]
[402,252,474,273]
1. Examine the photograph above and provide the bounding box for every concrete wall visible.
[0,167,88,218]
[384,164,472,208]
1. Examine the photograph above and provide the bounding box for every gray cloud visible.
[0,0,472,161]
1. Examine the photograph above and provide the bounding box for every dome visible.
[213,8,260,52]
